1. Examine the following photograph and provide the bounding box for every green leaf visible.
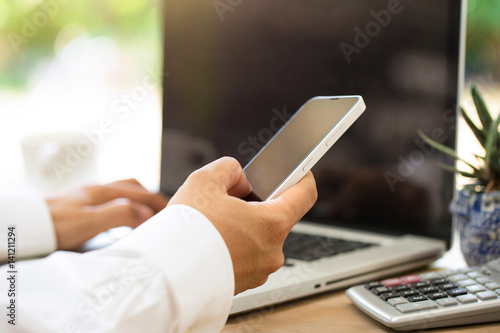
[484,112,500,169]
[461,106,486,146]
[471,83,493,131]
[439,163,477,178]
[417,130,480,173]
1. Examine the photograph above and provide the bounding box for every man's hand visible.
[168,157,317,295]
[46,179,169,250]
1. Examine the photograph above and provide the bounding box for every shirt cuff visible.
[0,186,57,261]
[110,204,235,332]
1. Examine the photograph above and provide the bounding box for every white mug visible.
[21,132,98,191]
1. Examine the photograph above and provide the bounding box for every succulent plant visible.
[418,83,500,192]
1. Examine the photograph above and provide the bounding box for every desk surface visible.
[223,288,500,332]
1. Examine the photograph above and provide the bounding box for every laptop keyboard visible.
[283,231,377,262]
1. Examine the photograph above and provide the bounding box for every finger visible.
[195,157,252,198]
[89,198,155,230]
[88,183,168,213]
[269,172,318,229]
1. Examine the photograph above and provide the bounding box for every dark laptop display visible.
[160,0,462,245]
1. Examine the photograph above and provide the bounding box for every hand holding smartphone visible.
[243,96,365,201]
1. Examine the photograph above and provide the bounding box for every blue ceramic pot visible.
[449,189,500,266]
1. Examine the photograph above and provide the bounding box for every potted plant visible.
[418,83,500,266]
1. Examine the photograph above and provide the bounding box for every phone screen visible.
[244,97,359,200]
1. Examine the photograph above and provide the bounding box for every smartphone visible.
[243,95,365,201]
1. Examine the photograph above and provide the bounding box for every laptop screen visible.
[160,0,463,245]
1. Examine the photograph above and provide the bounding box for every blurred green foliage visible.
[0,0,161,89]
[467,0,500,76]
[1,0,500,90]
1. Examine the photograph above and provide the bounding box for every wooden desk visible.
[224,288,500,332]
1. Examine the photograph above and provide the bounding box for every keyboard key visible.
[457,294,478,303]
[458,279,478,288]
[477,290,498,301]
[437,297,458,307]
[448,274,469,282]
[407,295,428,302]
[382,278,403,287]
[388,297,409,307]
[396,300,437,313]
[372,286,392,295]
[485,282,500,290]
[400,275,421,284]
[447,288,467,297]
[400,289,420,298]
[439,283,458,290]
[427,291,448,300]
[466,284,487,294]
[380,292,401,301]
[283,232,376,261]
[419,286,439,294]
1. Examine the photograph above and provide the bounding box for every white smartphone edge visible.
[265,95,366,201]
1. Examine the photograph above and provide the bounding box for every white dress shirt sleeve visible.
[0,204,234,333]
[0,186,57,262]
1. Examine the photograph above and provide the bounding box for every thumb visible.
[199,157,252,198]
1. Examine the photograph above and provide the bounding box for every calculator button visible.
[439,283,458,290]
[419,286,439,294]
[382,278,403,287]
[467,271,483,279]
[437,297,458,307]
[393,285,411,292]
[400,275,421,284]
[466,284,487,294]
[447,288,468,297]
[485,282,500,290]
[388,297,409,307]
[419,272,441,280]
[365,281,383,289]
[396,300,438,313]
[372,286,392,295]
[400,289,420,298]
[407,295,428,302]
[476,277,493,284]
[476,290,498,301]
[410,281,431,289]
[448,274,469,282]
[427,291,448,300]
[429,278,448,285]
[457,294,478,303]
[439,270,457,277]
[380,292,400,301]
[458,279,478,288]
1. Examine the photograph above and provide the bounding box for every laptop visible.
[160,0,466,314]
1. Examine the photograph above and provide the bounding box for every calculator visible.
[346,258,500,331]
